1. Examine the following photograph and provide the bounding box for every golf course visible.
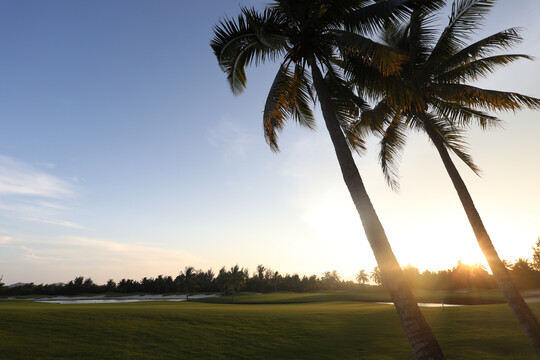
[1,292,539,359]
[2,0,540,358]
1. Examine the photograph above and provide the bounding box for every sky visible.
[0,0,539,285]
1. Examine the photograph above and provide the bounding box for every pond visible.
[376,302,463,308]
[33,294,219,304]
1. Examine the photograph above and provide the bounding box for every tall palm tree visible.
[352,0,540,353]
[211,1,446,358]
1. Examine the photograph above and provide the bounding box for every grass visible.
[1,296,539,359]
[194,289,507,305]
[0,288,516,303]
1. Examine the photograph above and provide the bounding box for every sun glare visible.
[300,186,492,278]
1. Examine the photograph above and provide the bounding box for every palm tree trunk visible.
[421,115,540,355]
[309,59,445,360]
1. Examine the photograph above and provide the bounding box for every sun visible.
[300,185,491,277]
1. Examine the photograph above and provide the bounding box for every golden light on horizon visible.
[300,186,494,276]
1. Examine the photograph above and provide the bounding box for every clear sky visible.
[0,0,538,285]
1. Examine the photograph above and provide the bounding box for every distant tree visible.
[116,278,140,293]
[532,238,540,271]
[0,275,4,288]
[248,264,268,293]
[256,265,266,280]
[321,270,341,290]
[513,258,533,272]
[196,269,215,293]
[371,267,383,286]
[263,269,281,292]
[216,267,230,295]
[83,278,97,293]
[511,258,537,290]
[356,270,369,285]
[502,259,514,271]
[402,265,420,289]
[303,275,318,292]
[229,265,247,303]
[106,279,116,292]
[180,266,198,300]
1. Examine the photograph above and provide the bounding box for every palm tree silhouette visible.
[229,265,247,303]
[371,266,383,286]
[181,266,198,301]
[211,1,446,358]
[356,269,369,285]
[352,0,540,353]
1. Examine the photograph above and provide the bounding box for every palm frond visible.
[437,28,524,72]
[437,54,533,83]
[211,8,287,95]
[379,15,410,48]
[407,7,440,66]
[242,7,289,48]
[431,98,502,129]
[428,0,496,64]
[423,113,481,175]
[329,30,408,75]
[323,71,369,152]
[343,0,445,36]
[356,100,395,136]
[326,71,371,112]
[379,115,408,190]
[434,84,540,112]
[263,63,315,152]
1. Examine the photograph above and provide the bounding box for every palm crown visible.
[351,0,540,189]
[210,0,443,152]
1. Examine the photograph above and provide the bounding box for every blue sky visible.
[0,1,539,284]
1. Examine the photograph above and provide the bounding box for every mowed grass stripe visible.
[1,300,538,359]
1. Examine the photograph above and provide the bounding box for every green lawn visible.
[195,289,508,305]
[1,297,539,359]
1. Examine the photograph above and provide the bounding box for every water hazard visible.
[376,302,463,308]
[34,294,219,304]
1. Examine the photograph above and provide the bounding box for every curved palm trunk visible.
[309,59,445,360]
[421,116,540,355]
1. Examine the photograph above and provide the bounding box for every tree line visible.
[3,240,540,297]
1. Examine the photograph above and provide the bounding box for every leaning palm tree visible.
[211,1,446,358]
[351,0,540,353]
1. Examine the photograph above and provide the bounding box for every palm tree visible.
[352,0,540,352]
[501,259,513,271]
[181,266,198,301]
[356,269,369,285]
[216,267,230,295]
[229,265,247,303]
[371,266,383,286]
[532,238,540,271]
[211,1,446,358]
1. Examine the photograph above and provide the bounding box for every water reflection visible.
[35,294,219,304]
[37,299,186,304]
[376,302,463,308]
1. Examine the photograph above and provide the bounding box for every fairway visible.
[1,300,539,359]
